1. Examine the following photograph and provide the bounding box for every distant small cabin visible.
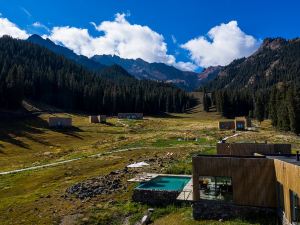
[235,117,251,130]
[98,115,106,123]
[218,120,235,130]
[235,119,246,131]
[49,117,72,128]
[89,115,99,123]
[89,115,106,123]
[118,113,143,120]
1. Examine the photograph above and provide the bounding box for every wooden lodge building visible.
[192,143,300,225]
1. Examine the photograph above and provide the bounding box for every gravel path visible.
[0,145,213,176]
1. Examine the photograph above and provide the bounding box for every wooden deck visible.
[177,178,193,201]
[127,173,159,182]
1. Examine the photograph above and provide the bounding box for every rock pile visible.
[66,169,129,199]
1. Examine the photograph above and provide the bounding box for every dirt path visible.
[0,145,213,176]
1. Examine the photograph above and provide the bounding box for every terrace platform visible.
[177,178,193,201]
[127,173,159,182]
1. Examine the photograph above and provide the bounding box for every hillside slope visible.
[0,36,194,114]
[27,34,106,71]
[206,38,300,133]
[207,38,300,90]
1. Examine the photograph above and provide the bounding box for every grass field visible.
[0,97,299,225]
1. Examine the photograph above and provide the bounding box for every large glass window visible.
[277,182,284,212]
[290,190,300,224]
[198,176,233,202]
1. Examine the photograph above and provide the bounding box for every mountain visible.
[206,37,300,90]
[27,35,218,91]
[197,66,222,86]
[206,37,300,133]
[27,34,106,71]
[92,55,207,91]
[0,36,194,113]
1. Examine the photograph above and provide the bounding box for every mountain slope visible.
[27,34,106,71]
[0,36,194,113]
[207,38,300,90]
[92,55,205,91]
[206,37,300,133]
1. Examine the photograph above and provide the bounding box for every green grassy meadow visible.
[0,100,299,225]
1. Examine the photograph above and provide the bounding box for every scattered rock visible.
[66,171,127,199]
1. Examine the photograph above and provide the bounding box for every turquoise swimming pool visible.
[136,176,191,191]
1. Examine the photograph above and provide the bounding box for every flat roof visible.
[194,154,266,159]
[266,155,300,166]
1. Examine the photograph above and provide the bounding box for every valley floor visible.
[0,102,299,225]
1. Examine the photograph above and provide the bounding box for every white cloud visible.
[32,22,50,32]
[175,61,198,71]
[0,17,29,39]
[181,21,260,68]
[46,13,196,71]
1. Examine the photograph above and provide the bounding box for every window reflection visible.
[199,176,233,202]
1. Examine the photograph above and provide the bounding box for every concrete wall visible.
[132,189,180,205]
[48,117,72,127]
[192,156,277,208]
[193,200,276,220]
[118,113,143,120]
[217,143,292,156]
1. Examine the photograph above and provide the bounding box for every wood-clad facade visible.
[218,121,235,130]
[192,155,277,207]
[89,115,106,123]
[273,157,300,224]
[192,147,300,224]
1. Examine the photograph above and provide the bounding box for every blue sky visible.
[0,0,300,71]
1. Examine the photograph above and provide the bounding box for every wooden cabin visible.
[218,120,235,130]
[98,115,106,123]
[235,117,251,130]
[89,115,99,123]
[48,117,72,128]
[219,117,252,131]
[118,113,143,120]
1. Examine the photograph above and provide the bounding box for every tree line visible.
[210,83,300,134]
[0,36,195,114]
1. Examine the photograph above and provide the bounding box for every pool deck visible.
[177,178,193,201]
[128,173,192,182]
[127,173,159,182]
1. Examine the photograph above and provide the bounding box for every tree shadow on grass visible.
[148,112,188,119]
[50,126,83,139]
[0,114,83,149]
